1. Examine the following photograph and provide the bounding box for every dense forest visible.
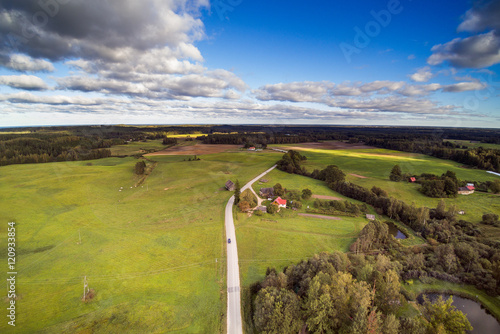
[0,135,113,166]
[275,151,500,297]
[0,125,190,166]
[250,250,472,333]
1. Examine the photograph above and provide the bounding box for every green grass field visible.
[444,139,500,150]
[236,211,366,286]
[1,141,498,333]
[0,151,279,333]
[273,143,500,225]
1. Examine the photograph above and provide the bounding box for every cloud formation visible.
[0,54,54,72]
[0,0,246,100]
[0,0,208,61]
[428,0,500,68]
[254,79,485,102]
[409,67,434,82]
[0,75,48,90]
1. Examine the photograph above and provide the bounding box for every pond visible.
[386,222,407,239]
[418,293,500,333]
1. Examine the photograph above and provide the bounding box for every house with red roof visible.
[410,177,416,183]
[458,185,475,195]
[273,197,287,208]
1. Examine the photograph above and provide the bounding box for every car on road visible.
[228,238,231,244]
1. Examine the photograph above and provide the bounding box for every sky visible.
[0,0,499,128]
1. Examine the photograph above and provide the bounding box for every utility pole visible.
[83,276,88,301]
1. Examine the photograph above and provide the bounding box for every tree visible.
[253,287,302,334]
[382,314,400,334]
[134,161,146,175]
[267,203,278,214]
[301,188,312,200]
[421,295,472,333]
[371,186,388,197]
[242,189,258,207]
[490,180,500,194]
[436,199,446,218]
[238,200,251,212]
[273,183,284,196]
[374,269,402,314]
[482,213,499,225]
[389,165,402,182]
[321,165,346,184]
[234,180,241,205]
[443,177,458,197]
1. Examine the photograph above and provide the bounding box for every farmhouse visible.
[273,197,287,208]
[260,187,274,198]
[225,180,235,191]
[366,214,376,220]
[410,177,416,183]
[248,147,256,151]
[458,186,474,195]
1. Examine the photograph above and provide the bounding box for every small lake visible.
[386,222,407,239]
[418,293,500,333]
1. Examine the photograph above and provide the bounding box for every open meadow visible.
[0,151,279,333]
[274,142,500,226]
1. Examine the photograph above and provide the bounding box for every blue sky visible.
[0,0,499,127]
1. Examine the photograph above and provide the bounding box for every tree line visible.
[250,251,472,333]
[0,135,113,166]
[368,138,500,172]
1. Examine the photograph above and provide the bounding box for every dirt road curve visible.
[225,165,277,334]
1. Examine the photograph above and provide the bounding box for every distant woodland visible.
[1,125,499,172]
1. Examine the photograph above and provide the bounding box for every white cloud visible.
[57,69,247,100]
[442,81,486,92]
[2,54,54,72]
[254,79,485,103]
[0,75,49,90]
[409,66,434,82]
[0,92,116,105]
[428,1,500,68]
[428,32,500,68]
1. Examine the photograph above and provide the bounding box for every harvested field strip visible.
[146,144,239,156]
[298,213,341,220]
[312,195,343,200]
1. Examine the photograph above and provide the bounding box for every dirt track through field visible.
[312,195,343,200]
[298,213,341,220]
[349,173,368,179]
[145,144,240,156]
[281,141,377,151]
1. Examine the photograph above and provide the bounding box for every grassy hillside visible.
[0,151,278,333]
[274,143,500,224]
